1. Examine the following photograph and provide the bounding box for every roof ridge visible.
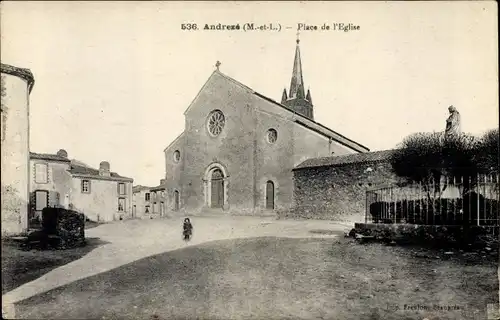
[294,149,395,170]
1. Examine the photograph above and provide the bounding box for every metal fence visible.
[365,174,499,228]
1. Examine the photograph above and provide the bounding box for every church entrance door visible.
[174,191,180,211]
[266,181,275,210]
[211,169,224,208]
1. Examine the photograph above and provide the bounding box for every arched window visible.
[266,180,275,209]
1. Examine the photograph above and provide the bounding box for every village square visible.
[1,2,499,320]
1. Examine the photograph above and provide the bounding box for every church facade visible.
[163,40,369,216]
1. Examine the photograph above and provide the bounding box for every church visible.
[163,38,370,216]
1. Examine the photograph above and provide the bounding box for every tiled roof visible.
[150,184,166,191]
[30,152,71,162]
[294,149,395,170]
[31,152,133,181]
[70,164,133,181]
[132,185,153,192]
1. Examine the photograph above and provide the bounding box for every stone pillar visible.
[1,63,34,236]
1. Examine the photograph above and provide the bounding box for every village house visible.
[150,179,167,217]
[29,149,134,226]
[132,185,152,218]
[132,179,167,219]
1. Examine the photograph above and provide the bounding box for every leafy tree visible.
[390,132,445,198]
[390,131,481,199]
[476,128,499,174]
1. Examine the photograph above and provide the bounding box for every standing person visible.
[183,218,193,242]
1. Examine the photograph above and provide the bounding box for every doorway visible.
[211,169,224,208]
[31,190,49,228]
[266,181,275,210]
[174,190,180,211]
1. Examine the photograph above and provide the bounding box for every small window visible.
[81,180,91,193]
[267,129,278,144]
[34,163,48,184]
[118,183,126,195]
[145,205,150,213]
[173,150,180,163]
[145,192,150,201]
[118,198,125,212]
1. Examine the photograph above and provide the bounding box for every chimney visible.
[99,161,110,177]
[56,149,68,158]
[160,179,166,185]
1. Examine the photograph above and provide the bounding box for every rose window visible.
[267,129,278,144]
[207,110,225,136]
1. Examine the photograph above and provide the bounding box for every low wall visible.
[354,223,499,248]
[290,160,402,221]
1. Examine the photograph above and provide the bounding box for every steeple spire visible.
[289,32,305,99]
[281,34,314,120]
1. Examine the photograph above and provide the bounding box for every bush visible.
[41,208,86,249]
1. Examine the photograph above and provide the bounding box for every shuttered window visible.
[34,163,48,184]
[81,180,91,193]
[118,183,125,195]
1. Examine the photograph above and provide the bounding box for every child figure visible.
[183,218,193,242]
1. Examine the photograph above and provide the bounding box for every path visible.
[2,216,349,317]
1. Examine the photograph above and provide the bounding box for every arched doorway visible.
[173,190,180,211]
[211,169,224,208]
[203,163,228,210]
[266,181,275,210]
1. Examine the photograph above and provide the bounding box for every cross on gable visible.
[215,61,221,70]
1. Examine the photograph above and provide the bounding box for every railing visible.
[365,174,499,228]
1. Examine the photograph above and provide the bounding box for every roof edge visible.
[1,63,35,93]
[293,158,390,171]
[183,70,220,116]
[71,173,133,182]
[216,73,370,152]
[30,153,71,162]
[164,131,185,152]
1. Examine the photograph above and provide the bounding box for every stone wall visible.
[289,160,402,222]
[1,64,34,236]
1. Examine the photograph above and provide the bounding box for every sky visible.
[1,1,498,186]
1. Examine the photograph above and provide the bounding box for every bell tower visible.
[281,34,314,120]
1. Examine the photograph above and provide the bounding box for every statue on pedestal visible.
[445,105,461,139]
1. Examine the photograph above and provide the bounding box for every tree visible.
[390,131,481,198]
[390,132,445,198]
[476,128,499,174]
